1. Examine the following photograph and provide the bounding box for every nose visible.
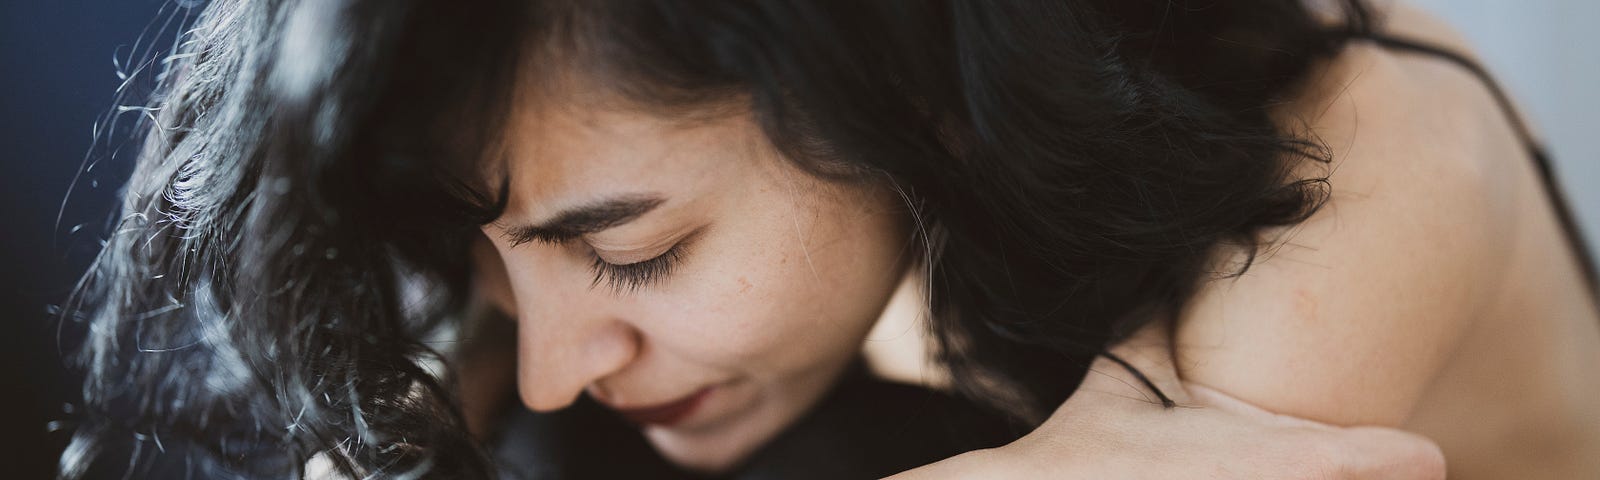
[515,310,640,412]
[505,268,642,412]
[476,231,643,412]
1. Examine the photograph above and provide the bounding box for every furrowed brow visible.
[500,195,665,247]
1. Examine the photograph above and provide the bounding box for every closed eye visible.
[587,244,685,293]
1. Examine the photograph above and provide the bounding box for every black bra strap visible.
[1331,30,1600,301]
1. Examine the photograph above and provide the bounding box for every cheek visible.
[636,189,906,374]
[639,245,826,369]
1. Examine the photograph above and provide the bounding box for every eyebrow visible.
[499,194,666,247]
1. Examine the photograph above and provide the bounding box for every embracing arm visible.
[896,10,1507,479]
[889,322,1446,479]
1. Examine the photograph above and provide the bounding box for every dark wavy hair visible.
[60,0,1374,477]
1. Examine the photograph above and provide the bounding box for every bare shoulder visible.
[1287,1,1519,182]
[1171,1,1525,426]
[1282,0,1526,236]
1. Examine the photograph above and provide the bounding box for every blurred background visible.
[2,1,1594,478]
[2,1,181,475]
[1408,0,1600,246]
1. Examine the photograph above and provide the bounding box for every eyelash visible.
[587,244,685,293]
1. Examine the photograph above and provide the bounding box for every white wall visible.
[1406,0,1600,259]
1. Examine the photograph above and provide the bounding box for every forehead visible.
[494,87,769,220]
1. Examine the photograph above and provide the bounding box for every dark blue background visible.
[2,1,172,477]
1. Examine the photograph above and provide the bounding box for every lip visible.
[608,387,713,427]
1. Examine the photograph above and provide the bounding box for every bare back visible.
[1276,3,1600,477]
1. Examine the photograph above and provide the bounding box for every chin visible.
[640,385,816,474]
[645,429,753,474]
[631,360,863,473]
[640,400,782,473]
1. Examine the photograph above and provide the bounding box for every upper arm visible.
[1172,37,1521,427]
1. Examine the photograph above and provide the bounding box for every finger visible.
[881,448,1008,480]
[1190,383,1446,479]
[1185,382,1333,431]
[1334,426,1447,480]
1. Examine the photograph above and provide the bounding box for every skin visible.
[475,74,913,472]
[893,2,1600,478]
[464,94,1441,477]
[463,1,1594,477]
[889,324,1446,479]
[1172,3,1600,479]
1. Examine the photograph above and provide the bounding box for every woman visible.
[59,0,1595,478]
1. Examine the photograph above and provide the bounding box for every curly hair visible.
[60,0,1373,477]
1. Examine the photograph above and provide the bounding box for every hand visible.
[886,323,1445,479]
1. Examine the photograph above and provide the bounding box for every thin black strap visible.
[1332,30,1600,302]
[1101,352,1177,408]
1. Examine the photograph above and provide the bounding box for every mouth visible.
[607,387,714,427]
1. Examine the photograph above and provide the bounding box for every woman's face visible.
[477,81,913,471]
